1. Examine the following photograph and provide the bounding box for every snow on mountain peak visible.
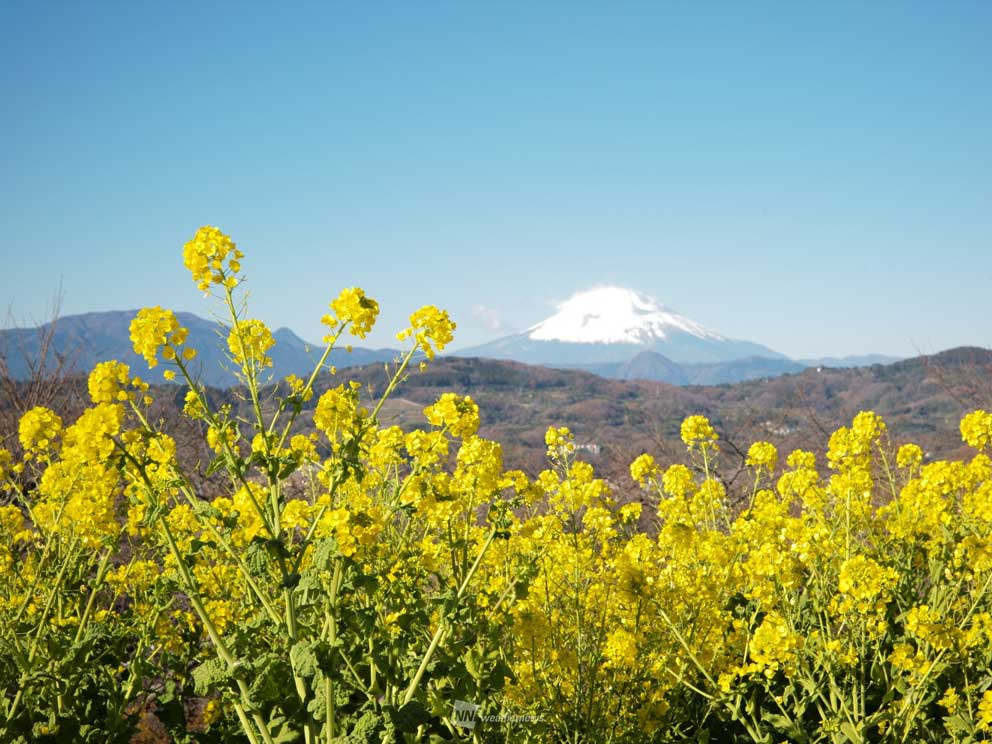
[526,286,724,345]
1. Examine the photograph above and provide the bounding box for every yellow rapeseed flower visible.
[88,360,131,403]
[396,305,455,360]
[423,393,480,438]
[545,425,574,459]
[629,453,659,486]
[746,441,778,473]
[962,410,992,450]
[183,225,243,292]
[896,443,924,469]
[979,690,992,731]
[18,407,63,456]
[680,415,718,451]
[0,448,12,480]
[227,318,275,371]
[314,384,362,446]
[129,306,195,370]
[323,287,380,340]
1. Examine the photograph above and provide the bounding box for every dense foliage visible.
[3,227,992,743]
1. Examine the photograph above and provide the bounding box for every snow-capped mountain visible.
[527,287,725,345]
[458,286,787,366]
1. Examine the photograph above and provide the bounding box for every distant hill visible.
[798,354,904,368]
[555,352,807,385]
[0,310,402,388]
[3,346,989,503]
[335,346,992,486]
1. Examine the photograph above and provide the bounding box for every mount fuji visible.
[457,287,789,370]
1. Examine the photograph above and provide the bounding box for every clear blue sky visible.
[1,1,989,359]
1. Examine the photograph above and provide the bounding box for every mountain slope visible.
[345,346,992,481]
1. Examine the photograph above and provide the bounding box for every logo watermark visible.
[452,700,480,730]
[452,700,541,730]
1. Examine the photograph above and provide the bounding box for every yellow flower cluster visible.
[680,414,718,450]
[745,440,777,473]
[423,393,480,438]
[980,690,992,731]
[18,406,63,456]
[629,452,659,486]
[322,287,380,340]
[904,604,956,651]
[544,425,574,459]
[313,383,364,446]
[24,404,126,548]
[404,429,449,469]
[396,305,455,360]
[129,306,196,370]
[62,403,124,463]
[896,442,924,469]
[88,360,150,405]
[206,423,237,455]
[182,225,243,292]
[284,373,314,402]
[227,318,275,371]
[182,389,206,419]
[831,555,898,636]
[962,409,992,450]
[0,448,12,480]
[745,611,802,678]
[827,410,886,471]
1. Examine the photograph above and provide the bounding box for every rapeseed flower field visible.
[3,228,992,743]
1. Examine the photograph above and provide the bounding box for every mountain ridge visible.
[0,309,402,388]
[0,306,910,389]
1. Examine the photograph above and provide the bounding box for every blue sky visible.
[1,1,989,359]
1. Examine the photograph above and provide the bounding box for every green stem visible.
[73,548,113,645]
[898,565,992,741]
[370,347,417,423]
[158,517,276,744]
[271,324,347,447]
[402,528,497,706]
[173,355,276,538]
[224,287,268,445]
[5,536,81,725]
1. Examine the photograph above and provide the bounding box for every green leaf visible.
[246,538,271,576]
[268,715,302,744]
[188,538,215,555]
[839,721,861,742]
[763,713,807,742]
[344,709,382,744]
[464,649,481,680]
[192,658,231,696]
[388,700,431,734]
[290,642,319,681]
[246,654,292,710]
[311,537,338,572]
[306,692,326,722]
[197,503,224,521]
[205,454,226,477]
[278,456,301,480]
[265,537,291,560]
